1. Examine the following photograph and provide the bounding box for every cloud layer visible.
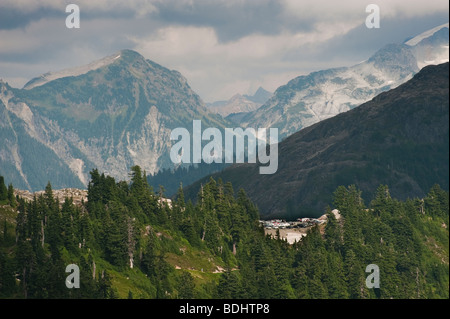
[0,0,448,101]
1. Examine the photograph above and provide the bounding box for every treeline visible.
[291,184,448,298]
[0,171,448,299]
[147,163,229,197]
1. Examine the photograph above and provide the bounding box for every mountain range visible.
[206,87,272,118]
[239,23,449,139]
[0,24,448,193]
[185,62,449,219]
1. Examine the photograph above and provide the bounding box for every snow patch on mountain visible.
[405,23,449,46]
[69,158,87,185]
[23,52,122,90]
[242,23,449,138]
[408,24,449,69]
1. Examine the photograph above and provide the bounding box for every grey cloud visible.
[0,15,156,64]
[0,7,61,30]
[311,12,450,63]
[0,1,447,100]
[150,0,315,42]
[0,3,139,31]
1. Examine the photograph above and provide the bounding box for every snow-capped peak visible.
[405,23,449,46]
[23,52,123,90]
[405,23,449,69]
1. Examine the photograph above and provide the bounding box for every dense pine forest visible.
[0,168,448,299]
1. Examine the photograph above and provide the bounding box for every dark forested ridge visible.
[184,63,449,219]
[0,169,448,299]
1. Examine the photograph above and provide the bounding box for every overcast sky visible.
[0,0,448,102]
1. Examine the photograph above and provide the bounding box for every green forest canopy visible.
[0,168,448,299]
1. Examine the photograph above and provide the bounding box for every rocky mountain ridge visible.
[185,62,449,218]
[207,87,272,117]
[239,24,449,139]
[0,49,228,191]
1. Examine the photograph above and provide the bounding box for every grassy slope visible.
[0,202,226,299]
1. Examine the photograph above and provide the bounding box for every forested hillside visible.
[0,170,448,299]
[186,63,449,219]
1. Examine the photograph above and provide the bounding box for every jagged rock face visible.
[0,50,226,191]
[241,25,449,139]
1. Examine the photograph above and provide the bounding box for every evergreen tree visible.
[16,240,36,298]
[104,205,128,267]
[172,184,186,230]
[7,184,16,207]
[324,207,343,252]
[325,252,349,298]
[28,196,43,249]
[47,199,63,261]
[0,175,8,201]
[178,271,196,299]
[130,165,145,195]
[2,218,7,243]
[344,249,366,299]
[87,169,102,205]
[216,269,242,299]
[141,231,158,279]
[15,198,27,243]
[180,209,198,247]
[308,276,328,299]
[0,251,15,296]
[425,184,449,219]
[97,270,116,299]
[0,176,7,201]
[377,244,401,299]
[370,185,393,220]
[61,198,77,252]
[293,265,310,299]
